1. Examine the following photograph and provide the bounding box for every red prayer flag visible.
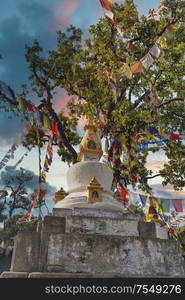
[118,186,127,201]
[99,0,111,10]
[126,41,133,53]
[52,120,57,133]
[27,101,35,112]
[172,199,183,212]
[166,24,174,31]
[130,62,144,73]
[170,133,180,140]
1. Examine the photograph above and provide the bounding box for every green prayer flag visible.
[159,198,170,212]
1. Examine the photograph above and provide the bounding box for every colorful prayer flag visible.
[27,101,35,113]
[139,194,147,207]
[0,80,16,102]
[159,198,170,213]
[16,94,27,113]
[172,199,183,212]
[140,53,154,70]
[156,36,167,49]
[149,44,161,58]
[43,114,50,129]
[130,62,144,73]
[170,133,180,140]
[99,0,112,10]
[126,41,133,53]
[105,11,115,22]
[121,63,132,79]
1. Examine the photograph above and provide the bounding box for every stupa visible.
[54,122,123,213]
[1,122,185,278]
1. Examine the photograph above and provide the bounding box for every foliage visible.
[0,0,185,192]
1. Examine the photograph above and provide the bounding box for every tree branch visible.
[146,174,161,179]
[157,98,185,109]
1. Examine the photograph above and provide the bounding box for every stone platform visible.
[1,208,185,278]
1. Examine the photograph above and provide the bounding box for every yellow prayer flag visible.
[120,63,133,79]
[156,36,167,49]
[43,114,50,128]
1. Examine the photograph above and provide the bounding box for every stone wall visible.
[3,214,184,278]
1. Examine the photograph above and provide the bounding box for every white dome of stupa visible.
[54,122,123,211]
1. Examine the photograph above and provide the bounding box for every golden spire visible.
[77,119,103,162]
[53,187,67,204]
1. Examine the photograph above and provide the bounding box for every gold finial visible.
[53,187,68,204]
[77,121,103,162]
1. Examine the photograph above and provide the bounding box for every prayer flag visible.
[140,53,154,70]
[39,111,44,126]
[172,199,183,212]
[0,81,16,102]
[170,133,180,140]
[16,94,27,113]
[105,11,115,23]
[126,41,133,53]
[99,0,111,10]
[150,87,158,106]
[121,63,132,79]
[149,44,161,58]
[116,24,123,36]
[130,62,144,73]
[159,198,170,213]
[52,120,58,134]
[43,114,50,129]
[27,101,35,113]
[139,194,147,207]
[156,36,167,49]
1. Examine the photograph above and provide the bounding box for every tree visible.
[0,190,8,223]
[0,166,55,243]
[1,167,33,218]
[0,0,185,193]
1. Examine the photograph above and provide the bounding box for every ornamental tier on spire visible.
[77,122,103,162]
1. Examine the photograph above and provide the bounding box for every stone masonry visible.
[1,208,185,278]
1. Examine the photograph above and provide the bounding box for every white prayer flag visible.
[149,44,161,58]
[140,53,154,69]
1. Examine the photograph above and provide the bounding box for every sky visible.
[0,0,185,213]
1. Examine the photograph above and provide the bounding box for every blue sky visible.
[1,0,185,208]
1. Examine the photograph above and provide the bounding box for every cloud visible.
[53,0,80,30]
[150,183,185,199]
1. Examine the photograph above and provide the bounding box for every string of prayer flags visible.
[172,199,183,212]
[13,152,29,169]
[17,189,40,223]
[40,137,53,186]
[99,0,115,24]
[0,142,18,170]
[0,80,16,102]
